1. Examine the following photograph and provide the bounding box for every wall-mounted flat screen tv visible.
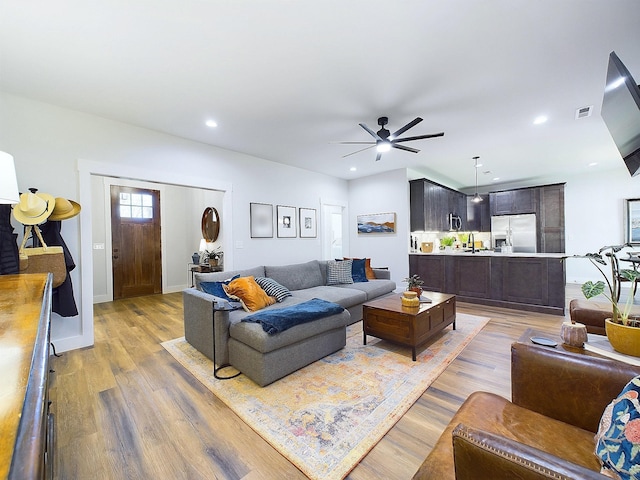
[601,51,640,177]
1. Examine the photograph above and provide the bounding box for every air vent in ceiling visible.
[575,105,593,119]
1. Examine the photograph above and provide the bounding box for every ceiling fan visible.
[337,116,444,161]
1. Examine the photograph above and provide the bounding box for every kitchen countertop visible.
[409,251,566,258]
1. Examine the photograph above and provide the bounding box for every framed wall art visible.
[357,212,396,234]
[250,202,273,238]
[299,207,317,238]
[625,198,640,245]
[277,205,297,238]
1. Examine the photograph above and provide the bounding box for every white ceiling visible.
[1,0,639,190]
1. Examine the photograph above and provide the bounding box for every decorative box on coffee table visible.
[363,292,456,361]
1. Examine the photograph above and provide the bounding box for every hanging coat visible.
[0,204,19,274]
[40,220,78,317]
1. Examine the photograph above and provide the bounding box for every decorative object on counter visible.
[560,321,588,347]
[401,290,420,307]
[421,242,433,253]
[440,236,455,250]
[458,232,469,248]
[357,212,396,234]
[404,274,424,297]
[191,252,200,264]
[574,243,640,356]
[204,246,223,267]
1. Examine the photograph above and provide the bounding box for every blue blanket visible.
[242,298,345,335]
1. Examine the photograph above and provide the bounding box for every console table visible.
[188,263,223,287]
[0,273,53,480]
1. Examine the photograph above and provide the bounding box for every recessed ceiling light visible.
[492,177,500,181]
[205,120,218,128]
[533,115,548,125]
[589,162,598,167]
[350,167,357,171]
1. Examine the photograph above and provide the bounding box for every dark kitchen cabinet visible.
[410,179,467,231]
[490,187,537,215]
[409,253,565,315]
[466,194,490,231]
[538,183,565,253]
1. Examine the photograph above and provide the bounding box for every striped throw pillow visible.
[327,259,353,285]
[255,276,292,302]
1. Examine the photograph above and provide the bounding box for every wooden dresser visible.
[0,274,53,480]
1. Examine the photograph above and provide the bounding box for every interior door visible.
[110,185,162,300]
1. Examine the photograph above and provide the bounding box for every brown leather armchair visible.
[412,341,640,479]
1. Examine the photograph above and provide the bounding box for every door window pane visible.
[120,192,153,219]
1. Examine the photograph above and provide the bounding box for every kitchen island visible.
[409,251,565,315]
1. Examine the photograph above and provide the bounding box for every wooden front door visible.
[110,185,162,300]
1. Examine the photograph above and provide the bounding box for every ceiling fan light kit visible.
[339,116,444,161]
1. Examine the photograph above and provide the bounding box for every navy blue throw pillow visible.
[351,258,368,283]
[200,275,240,300]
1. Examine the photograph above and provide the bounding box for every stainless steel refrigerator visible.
[491,214,537,253]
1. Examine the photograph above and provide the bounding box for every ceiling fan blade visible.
[392,144,420,154]
[393,132,445,143]
[375,152,382,161]
[359,123,383,141]
[342,144,376,158]
[390,117,423,139]
[330,141,376,145]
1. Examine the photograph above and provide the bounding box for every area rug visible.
[162,313,489,480]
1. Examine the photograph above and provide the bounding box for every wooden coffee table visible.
[363,292,456,361]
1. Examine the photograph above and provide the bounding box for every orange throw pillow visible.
[344,257,376,279]
[223,276,276,312]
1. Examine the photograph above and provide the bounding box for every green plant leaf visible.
[582,281,605,299]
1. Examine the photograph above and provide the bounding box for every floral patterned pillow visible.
[595,375,640,480]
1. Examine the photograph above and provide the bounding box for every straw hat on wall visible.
[48,197,81,221]
[12,191,55,225]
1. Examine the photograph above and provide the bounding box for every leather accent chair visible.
[569,298,640,335]
[412,341,640,479]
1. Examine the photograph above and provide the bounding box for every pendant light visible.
[472,156,483,203]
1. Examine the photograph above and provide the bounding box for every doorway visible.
[110,185,162,299]
[321,204,345,260]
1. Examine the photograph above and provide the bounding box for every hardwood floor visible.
[50,292,572,479]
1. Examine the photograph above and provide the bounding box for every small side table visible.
[188,263,223,287]
[212,303,241,380]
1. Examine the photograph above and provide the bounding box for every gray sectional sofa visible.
[183,259,396,386]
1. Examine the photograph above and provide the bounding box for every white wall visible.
[565,167,640,285]
[348,168,409,289]
[0,92,348,352]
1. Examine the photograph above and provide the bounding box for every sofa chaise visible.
[183,259,396,386]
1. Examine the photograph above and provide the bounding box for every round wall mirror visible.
[201,207,220,242]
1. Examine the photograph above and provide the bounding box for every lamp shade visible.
[0,151,19,204]
[199,238,207,252]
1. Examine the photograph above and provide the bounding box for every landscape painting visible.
[357,212,396,234]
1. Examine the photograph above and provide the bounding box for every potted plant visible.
[576,243,640,355]
[204,246,223,267]
[404,274,424,296]
[458,232,469,248]
[440,236,456,250]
